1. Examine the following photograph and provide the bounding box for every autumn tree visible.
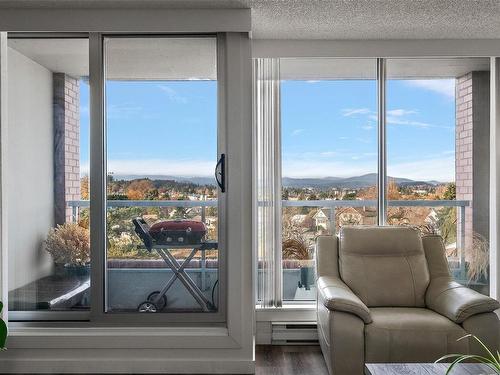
[80,175,89,200]
[125,179,155,200]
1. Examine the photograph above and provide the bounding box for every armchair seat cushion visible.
[365,307,468,363]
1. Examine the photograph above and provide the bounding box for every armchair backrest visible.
[338,226,430,307]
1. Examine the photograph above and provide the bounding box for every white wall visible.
[7,47,54,291]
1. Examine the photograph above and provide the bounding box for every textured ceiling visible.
[1,0,500,40]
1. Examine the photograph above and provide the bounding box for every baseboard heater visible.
[271,322,319,345]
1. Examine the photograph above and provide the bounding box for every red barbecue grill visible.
[132,217,218,313]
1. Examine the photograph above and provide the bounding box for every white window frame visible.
[0,7,254,373]
[253,43,500,317]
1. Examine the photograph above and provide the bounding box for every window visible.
[255,57,492,307]
[104,36,222,315]
[7,37,90,316]
[280,58,377,302]
[6,34,227,322]
[387,58,491,295]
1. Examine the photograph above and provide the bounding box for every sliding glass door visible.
[103,36,223,316]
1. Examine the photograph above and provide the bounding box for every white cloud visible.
[157,85,188,104]
[361,124,375,131]
[342,108,372,117]
[107,103,143,119]
[386,116,431,128]
[387,109,417,117]
[405,79,455,99]
[291,129,305,136]
[282,159,375,178]
[80,105,89,116]
[282,155,454,182]
[338,136,349,140]
[82,158,215,177]
[306,80,320,84]
[388,156,454,182]
[320,151,337,157]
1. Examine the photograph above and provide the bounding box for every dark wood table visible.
[365,363,495,375]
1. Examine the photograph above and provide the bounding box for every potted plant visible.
[282,237,314,290]
[0,302,6,349]
[436,334,500,374]
[45,223,90,277]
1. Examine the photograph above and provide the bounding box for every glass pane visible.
[104,37,219,313]
[280,58,377,302]
[386,58,490,294]
[7,38,90,313]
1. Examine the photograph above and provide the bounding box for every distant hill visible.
[113,175,216,186]
[282,173,444,189]
[111,173,445,190]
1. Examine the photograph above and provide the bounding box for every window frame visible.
[92,33,228,324]
[259,56,493,308]
[7,32,228,324]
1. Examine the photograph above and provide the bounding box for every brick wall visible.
[456,73,473,251]
[455,72,490,255]
[54,73,80,224]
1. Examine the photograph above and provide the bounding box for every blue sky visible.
[80,78,455,182]
[79,80,218,177]
[282,79,455,181]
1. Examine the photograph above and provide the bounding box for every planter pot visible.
[54,264,91,278]
[298,266,315,290]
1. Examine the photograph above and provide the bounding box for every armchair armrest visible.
[317,276,372,324]
[426,277,500,323]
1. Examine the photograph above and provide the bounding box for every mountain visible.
[111,173,444,190]
[282,173,443,189]
[113,175,216,186]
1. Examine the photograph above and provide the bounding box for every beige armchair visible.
[316,226,500,375]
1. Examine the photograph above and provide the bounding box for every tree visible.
[125,179,154,200]
[442,183,456,200]
[80,175,89,200]
[343,191,357,200]
[436,183,457,245]
[308,193,318,201]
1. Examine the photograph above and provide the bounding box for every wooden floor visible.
[255,345,328,375]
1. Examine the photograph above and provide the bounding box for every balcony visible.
[10,198,479,314]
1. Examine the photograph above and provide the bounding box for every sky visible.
[80,77,456,182]
[281,79,455,182]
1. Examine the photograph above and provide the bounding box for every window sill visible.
[5,325,241,349]
[256,303,316,322]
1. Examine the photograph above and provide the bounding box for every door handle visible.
[215,154,226,193]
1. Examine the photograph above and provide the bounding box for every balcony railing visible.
[68,198,470,277]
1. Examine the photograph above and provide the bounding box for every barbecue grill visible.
[132,217,218,313]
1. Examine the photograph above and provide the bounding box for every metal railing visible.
[68,198,470,275]
[282,199,469,277]
[68,199,218,291]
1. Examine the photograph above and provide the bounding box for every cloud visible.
[157,85,188,104]
[405,79,455,99]
[281,155,454,182]
[306,80,320,84]
[386,117,431,128]
[356,138,372,144]
[388,156,454,182]
[387,109,417,117]
[338,136,349,140]
[80,105,89,116]
[361,124,375,131]
[320,151,337,157]
[107,103,143,119]
[282,159,375,178]
[291,129,305,136]
[342,108,372,117]
[82,158,215,177]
